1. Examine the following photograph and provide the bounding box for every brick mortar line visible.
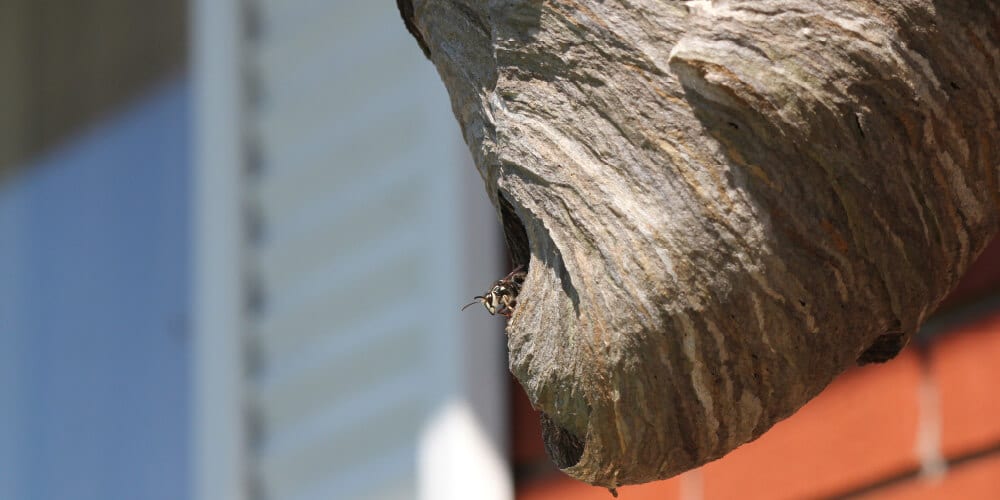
[915,291,1000,343]
[914,344,946,479]
[829,439,1000,499]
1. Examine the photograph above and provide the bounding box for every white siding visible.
[192,2,516,500]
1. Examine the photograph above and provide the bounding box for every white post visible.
[192,0,247,499]
[417,140,515,500]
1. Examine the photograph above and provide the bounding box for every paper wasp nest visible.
[401,0,1000,488]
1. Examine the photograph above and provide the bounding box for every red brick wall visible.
[514,238,1000,500]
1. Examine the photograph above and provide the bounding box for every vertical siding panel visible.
[241,2,512,500]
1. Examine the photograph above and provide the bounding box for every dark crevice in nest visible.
[499,190,531,272]
[541,411,585,469]
[500,190,585,467]
[857,331,906,364]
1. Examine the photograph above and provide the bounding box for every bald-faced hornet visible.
[462,265,527,318]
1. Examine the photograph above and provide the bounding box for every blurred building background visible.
[0,2,998,500]
[1,2,509,499]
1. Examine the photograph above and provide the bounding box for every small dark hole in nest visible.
[857,332,906,365]
[499,191,531,271]
[540,412,585,469]
[727,121,740,130]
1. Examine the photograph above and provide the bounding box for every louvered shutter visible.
[228,2,514,500]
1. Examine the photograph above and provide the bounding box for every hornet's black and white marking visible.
[462,265,527,318]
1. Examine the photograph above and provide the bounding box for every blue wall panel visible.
[0,79,191,500]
